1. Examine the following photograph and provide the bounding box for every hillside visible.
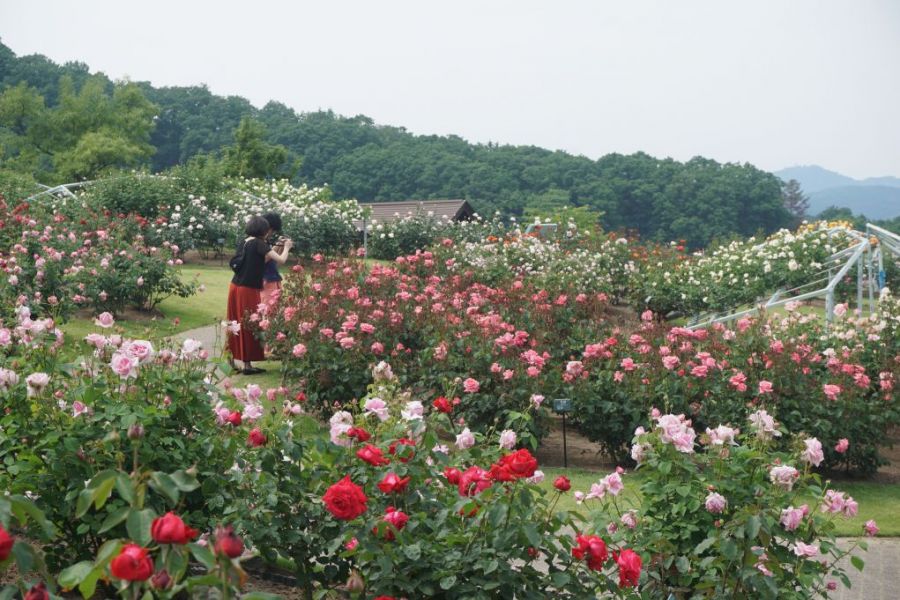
[775,165,900,219]
[809,185,900,220]
[0,40,792,248]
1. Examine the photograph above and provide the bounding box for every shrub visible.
[579,410,873,598]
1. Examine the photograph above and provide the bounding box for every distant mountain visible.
[808,186,900,220]
[775,165,900,220]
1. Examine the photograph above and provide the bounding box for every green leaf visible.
[114,473,136,506]
[126,509,155,546]
[58,561,94,589]
[851,555,865,572]
[402,543,422,561]
[98,506,130,534]
[95,539,122,566]
[189,543,216,569]
[675,555,691,574]
[549,572,571,588]
[721,539,739,561]
[75,489,94,518]
[11,541,36,574]
[8,496,55,538]
[148,472,180,505]
[440,575,457,590]
[0,586,16,600]
[169,470,200,492]
[79,568,102,599]
[694,536,716,555]
[242,594,282,600]
[93,476,117,511]
[745,515,761,541]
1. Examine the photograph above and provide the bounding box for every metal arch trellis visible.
[686,223,900,330]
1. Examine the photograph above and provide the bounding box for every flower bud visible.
[127,424,145,440]
[151,570,172,590]
[345,570,365,593]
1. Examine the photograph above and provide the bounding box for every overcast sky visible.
[2,0,898,179]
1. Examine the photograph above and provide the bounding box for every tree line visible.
[0,40,802,247]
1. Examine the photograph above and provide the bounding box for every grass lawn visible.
[61,264,233,346]
[539,467,900,537]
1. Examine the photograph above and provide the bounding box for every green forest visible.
[0,40,807,247]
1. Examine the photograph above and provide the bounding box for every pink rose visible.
[94,312,115,328]
[462,378,480,393]
[110,353,138,379]
[705,492,727,514]
[834,438,849,453]
[758,380,774,394]
[864,520,879,536]
[292,343,307,358]
[780,505,805,531]
[801,438,824,467]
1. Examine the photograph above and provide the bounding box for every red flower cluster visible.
[347,426,371,442]
[457,466,492,497]
[373,506,409,541]
[553,475,571,491]
[151,512,199,544]
[377,472,411,494]
[214,525,244,558]
[388,438,416,462]
[356,444,390,466]
[323,476,368,520]
[247,427,267,447]
[0,525,13,560]
[614,549,642,587]
[488,448,538,482]
[572,534,608,571]
[432,396,453,413]
[110,543,154,581]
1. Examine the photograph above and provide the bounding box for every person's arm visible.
[266,239,292,265]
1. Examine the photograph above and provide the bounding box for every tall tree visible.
[781,178,810,223]
[221,117,298,180]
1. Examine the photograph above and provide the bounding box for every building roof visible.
[355,199,474,229]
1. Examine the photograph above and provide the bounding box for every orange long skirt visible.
[227,283,265,362]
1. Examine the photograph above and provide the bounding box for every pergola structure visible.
[687,223,900,329]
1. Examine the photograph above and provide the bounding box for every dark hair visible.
[245,215,270,238]
[262,212,282,232]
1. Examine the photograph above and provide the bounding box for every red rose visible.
[432,396,452,413]
[373,506,409,541]
[489,448,538,482]
[347,426,371,442]
[458,466,492,497]
[356,444,390,466]
[388,438,416,463]
[443,467,462,485]
[151,512,199,544]
[226,411,242,426]
[377,472,411,494]
[110,543,154,581]
[247,428,267,447]
[373,597,396,600]
[614,549,642,587]
[553,476,572,492]
[24,583,49,600]
[294,391,307,402]
[0,525,13,559]
[572,534,608,571]
[214,525,244,558]
[323,476,368,520]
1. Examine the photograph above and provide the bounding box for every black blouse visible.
[231,238,271,290]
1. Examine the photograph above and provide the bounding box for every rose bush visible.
[256,253,619,446]
[220,364,644,599]
[568,302,898,473]
[576,409,872,598]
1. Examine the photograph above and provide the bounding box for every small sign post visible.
[553,398,572,468]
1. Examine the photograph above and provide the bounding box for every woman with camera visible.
[261,212,286,306]
[227,215,292,375]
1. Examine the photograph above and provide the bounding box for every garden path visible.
[173,324,900,599]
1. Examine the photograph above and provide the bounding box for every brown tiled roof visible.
[354,199,474,229]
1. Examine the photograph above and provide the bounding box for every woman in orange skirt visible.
[227,215,292,374]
